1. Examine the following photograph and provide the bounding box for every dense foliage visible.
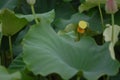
[0,0,120,80]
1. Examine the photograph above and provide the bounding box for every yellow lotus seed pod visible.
[78,20,88,29]
[26,0,36,5]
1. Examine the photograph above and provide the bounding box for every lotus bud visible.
[105,0,118,14]
[26,0,36,5]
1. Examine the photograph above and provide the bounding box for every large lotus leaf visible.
[0,9,28,36]
[22,17,120,80]
[79,0,120,13]
[0,66,21,80]
[0,0,18,10]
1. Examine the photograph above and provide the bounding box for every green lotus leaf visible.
[0,9,28,36]
[9,54,26,71]
[0,66,21,80]
[22,16,119,80]
[16,10,55,23]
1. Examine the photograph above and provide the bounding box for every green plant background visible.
[0,0,120,80]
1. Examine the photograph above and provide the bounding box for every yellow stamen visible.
[78,20,88,29]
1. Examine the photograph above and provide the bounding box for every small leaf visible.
[103,24,120,45]
[0,9,28,36]
[109,43,116,60]
[103,24,120,59]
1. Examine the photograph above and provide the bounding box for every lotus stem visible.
[98,3,104,30]
[111,14,115,42]
[31,4,39,24]
[9,36,13,60]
